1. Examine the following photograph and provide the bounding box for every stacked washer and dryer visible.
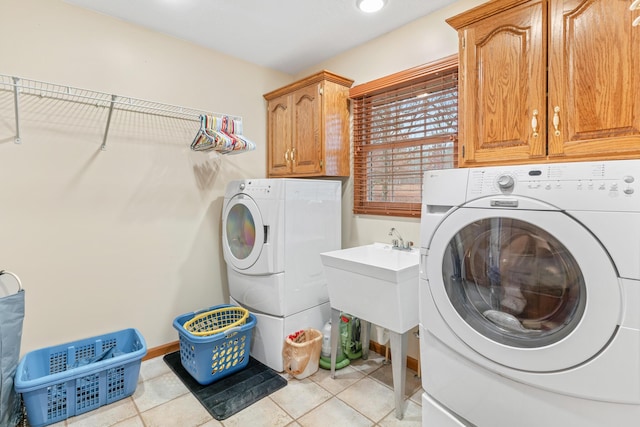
[222,178,341,372]
[419,160,640,426]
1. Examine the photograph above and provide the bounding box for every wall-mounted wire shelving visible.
[0,74,242,151]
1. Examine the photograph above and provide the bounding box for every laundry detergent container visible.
[14,328,146,427]
[173,304,256,385]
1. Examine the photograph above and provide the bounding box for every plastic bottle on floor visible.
[318,320,349,370]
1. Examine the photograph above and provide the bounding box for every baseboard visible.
[143,339,420,374]
[143,340,179,361]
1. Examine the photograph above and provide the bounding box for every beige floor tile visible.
[132,371,189,412]
[337,377,396,423]
[140,393,214,427]
[30,419,66,427]
[112,416,145,427]
[369,362,422,397]
[309,365,365,395]
[45,349,423,427]
[296,397,373,427]
[138,356,172,382]
[270,377,332,419]
[378,399,422,426]
[410,388,423,405]
[66,398,138,427]
[200,419,226,427]
[349,353,387,376]
[221,396,293,427]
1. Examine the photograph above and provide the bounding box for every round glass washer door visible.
[426,206,621,372]
[222,194,265,270]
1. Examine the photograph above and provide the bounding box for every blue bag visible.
[0,270,24,427]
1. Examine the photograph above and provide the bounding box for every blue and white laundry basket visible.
[0,270,25,427]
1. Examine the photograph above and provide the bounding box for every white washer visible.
[419,160,640,427]
[222,178,341,371]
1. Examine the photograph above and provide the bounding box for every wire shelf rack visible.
[0,74,241,150]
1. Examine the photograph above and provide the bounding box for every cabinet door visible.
[291,84,323,175]
[458,0,547,167]
[267,94,292,176]
[548,0,640,160]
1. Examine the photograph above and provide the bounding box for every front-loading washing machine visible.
[419,160,640,426]
[222,178,341,371]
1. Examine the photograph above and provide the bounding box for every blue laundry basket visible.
[14,328,146,427]
[173,304,256,385]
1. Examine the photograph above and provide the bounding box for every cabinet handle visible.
[291,148,296,163]
[552,106,561,136]
[631,1,640,25]
[284,149,290,163]
[531,109,539,138]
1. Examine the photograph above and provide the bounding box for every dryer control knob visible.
[239,183,246,190]
[497,175,515,190]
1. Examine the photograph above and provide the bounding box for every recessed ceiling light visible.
[356,0,387,13]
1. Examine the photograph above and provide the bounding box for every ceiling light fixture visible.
[356,0,387,13]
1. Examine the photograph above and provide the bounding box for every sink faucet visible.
[389,228,413,250]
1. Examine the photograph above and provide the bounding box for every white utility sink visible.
[320,242,420,420]
[320,242,419,333]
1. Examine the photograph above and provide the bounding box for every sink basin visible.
[320,242,419,333]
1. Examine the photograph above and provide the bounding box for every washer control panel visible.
[466,160,639,210]
[236,180,272,196]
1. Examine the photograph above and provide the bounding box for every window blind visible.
[350,55,458,217]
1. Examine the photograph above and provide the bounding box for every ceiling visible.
[64,0,458,75]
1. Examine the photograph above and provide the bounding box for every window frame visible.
[349,54,459,217]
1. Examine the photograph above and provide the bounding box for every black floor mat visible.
[163,351,287,421]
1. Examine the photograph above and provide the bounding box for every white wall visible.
[0,0,485,361]
[0,0,289,354]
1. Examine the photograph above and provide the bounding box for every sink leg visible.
[390,331,408,420]
[360,320,370,360]
[330,308,341,379]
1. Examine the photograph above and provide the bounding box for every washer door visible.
[222,194,265,271]
[426,206,621,372]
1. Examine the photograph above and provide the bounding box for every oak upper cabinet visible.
[264,71,354,177]
[448,0,640,167]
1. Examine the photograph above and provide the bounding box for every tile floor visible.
[26,351,423,427]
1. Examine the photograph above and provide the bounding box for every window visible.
[350,55,458,217]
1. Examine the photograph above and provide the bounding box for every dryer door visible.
[222,194,265,271]
[426,207,621,372]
